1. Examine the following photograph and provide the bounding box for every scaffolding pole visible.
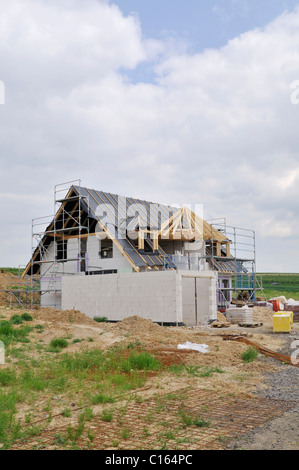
[202,222,265,309]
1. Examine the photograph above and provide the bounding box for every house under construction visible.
[22,180,260,325]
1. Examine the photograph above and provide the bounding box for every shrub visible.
[10,315,23,325]
[20,313,33,322]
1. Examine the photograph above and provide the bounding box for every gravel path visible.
[226,335,299,450]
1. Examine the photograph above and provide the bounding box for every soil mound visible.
[114,315,163,335]
[0,273,17,305]
[33,308,97,326]
[217,311,227,323]
[252,307,274,326]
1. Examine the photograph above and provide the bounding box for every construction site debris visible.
[223,335,299,367]
[269,296,287,311]
[211,320,231,328]
[177,341,209,353]
[217,311,227,323]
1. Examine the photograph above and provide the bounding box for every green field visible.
[257,273,299,301]
[0,267,24,276]
[1,268,299,301]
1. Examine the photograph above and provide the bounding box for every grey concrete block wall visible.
[39,235,133,308]
[62,270,217,325]
[62,270,181,323]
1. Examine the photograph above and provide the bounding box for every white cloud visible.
[0,1,299,271]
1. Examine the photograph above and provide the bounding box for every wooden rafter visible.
[159,207,229,244]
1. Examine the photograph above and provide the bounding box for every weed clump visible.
[120,351,161,372]
[241,347,258,364]
[49,338,68,352]
[93,317,108,323]
[20,313,33,322]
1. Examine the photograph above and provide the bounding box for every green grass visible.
[1,319,230,450]
[0,369,17,386]
[0,267,24,276]
[9,313,33,325]
[91,392,116,404]
[168,364,224,378]
[178,407,210,428]
[0,321,33,347]
[20,313,33,322]
[101,409,113,422]
[61,408,72,418]
[119,351,162,373]
[10,315,23,325]
[0,343,164,449]
[49,338,69,352]
[241,347,259,364]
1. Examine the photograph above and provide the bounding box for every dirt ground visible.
[0,303,298,450]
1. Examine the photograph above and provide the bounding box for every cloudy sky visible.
[0,0,299,272]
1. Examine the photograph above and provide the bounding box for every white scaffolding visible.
[204,221,265,309]
[30,179,90,308]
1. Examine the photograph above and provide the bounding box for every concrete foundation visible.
[61,270,217,326]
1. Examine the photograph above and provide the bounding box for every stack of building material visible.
[210,310,231,328]
[284,300,299,322]
[255,301,273,309]
[225,306,253,324]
